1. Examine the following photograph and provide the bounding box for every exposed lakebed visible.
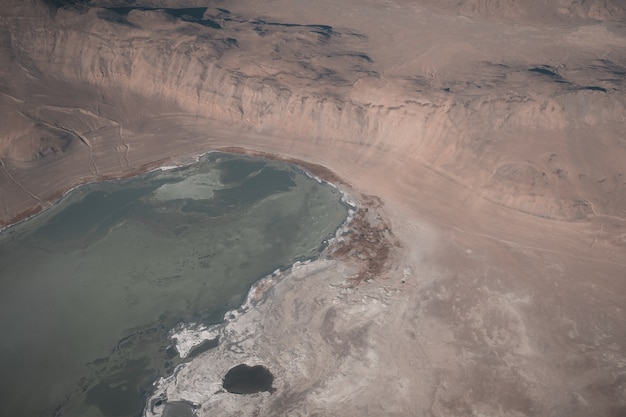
[0,153,348,417]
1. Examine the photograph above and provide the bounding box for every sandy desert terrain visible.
[1,0,625,416]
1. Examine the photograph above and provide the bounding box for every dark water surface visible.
[0,153,348,417]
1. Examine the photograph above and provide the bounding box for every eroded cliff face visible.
[0,0,625,225]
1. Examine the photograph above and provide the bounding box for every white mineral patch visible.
[169,271,284,360]
[151,171,221,201]
[170,323,221,359]
[341,193,357,209]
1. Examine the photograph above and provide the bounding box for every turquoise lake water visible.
[0,153,348,417]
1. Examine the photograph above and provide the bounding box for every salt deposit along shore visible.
[143,167,626,417]
[1,0,625,416]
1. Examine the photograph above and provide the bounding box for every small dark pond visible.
[223,364,275,394]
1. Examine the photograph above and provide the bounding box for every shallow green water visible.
[0,153,348,417]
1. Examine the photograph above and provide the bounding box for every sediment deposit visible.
[1,0,625,416]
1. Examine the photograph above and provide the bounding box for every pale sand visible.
[1,0,625,415]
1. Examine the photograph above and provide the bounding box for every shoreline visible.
[149,154,362,416]
[142,188,402,417]
[0,157,176,231]
[2,142,625,416]
[156,156,360,414]
[0,161,171,233]
[167,164,358,361]
[143,177,400,417]
[145,258,334,417]
[0,149,358,417]
[0,147,351,234]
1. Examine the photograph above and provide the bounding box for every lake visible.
[0,152,348,417]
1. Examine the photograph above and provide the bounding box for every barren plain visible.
[1,0,625,416]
